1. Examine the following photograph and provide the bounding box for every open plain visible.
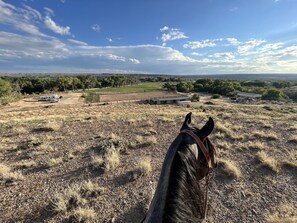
[0,92,296,223]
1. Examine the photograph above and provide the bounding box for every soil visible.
[0,92,296,223]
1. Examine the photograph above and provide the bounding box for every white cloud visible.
[237,39,266,54]
[106,38,113,42]
[44,16,71,35]
[226,38,241,46]
[91,24,100,32]
[44,7,55,17]
[60,0,66,3]
[191,52,202,56]
[160,26,169,32]
[129,58,140,64]
[67,39,88,46]
[183,39,217,49]
[209,52,235,60]
[0,1,45,36]
[160,26,188,42]
[21,5,42,21]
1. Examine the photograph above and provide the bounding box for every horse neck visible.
[144,135,198,223]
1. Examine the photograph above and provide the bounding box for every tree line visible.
[163,79,297,101]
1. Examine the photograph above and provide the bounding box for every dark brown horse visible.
[142,113,217,223]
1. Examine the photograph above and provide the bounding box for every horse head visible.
[180,112,217,180]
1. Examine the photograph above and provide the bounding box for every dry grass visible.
[82,180,105,198]
[139,157,152,175]
[287,135,297,143]
[245,141,268,150]
[15,160,37,169]
[218,158,241,178]
[267,203,297,223]
[110,133,123,142]
[145,136,157,145]
[144,128,157,135]
[283,150,297,168]
[91,155,104,169]
[256,151,279,173]
[135,135,144,144]
[46,157,63,168]
[217,141,232,150]
[51,185,87,213]
[105,149,120,172]
[45,120,63,131]
[288,124,297,131]
[51,180,104,220]
[0,164,24,184]
[74,207,97,222]
[253,131,278,140]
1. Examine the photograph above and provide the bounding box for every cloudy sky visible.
[0,0,296,75]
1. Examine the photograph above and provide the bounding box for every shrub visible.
[212,94,220,99]
[192,93,200,101]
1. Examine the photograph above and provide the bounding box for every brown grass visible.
[105,149,120,172]
[256,151,279,172]
[267,203,297,223]
[245,141,268,150]
[74,207,97,222]
[253,131,278,140]
[218,158,241,178]
[139,157,152,175]
[0,164,24,184]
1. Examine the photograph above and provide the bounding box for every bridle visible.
[180,129,217,219]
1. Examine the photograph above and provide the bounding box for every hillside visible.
[0,94,296,222]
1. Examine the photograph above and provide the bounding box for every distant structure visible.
[147,96,192,105]
[234,92,262,103]
[38,95,60,103]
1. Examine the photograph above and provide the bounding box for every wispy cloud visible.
[209,52,235,60]
[67,39,88,46]
[106,38,113,42]
[91,24,100,32]
[183,39,218,49]
[160,26,188,43]
[0,1,45,36]
[237,39,266,54]
[44,7,55,17]
[44,16,71,35]
[226,38,241,46]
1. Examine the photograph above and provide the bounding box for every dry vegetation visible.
[0,93,296,222]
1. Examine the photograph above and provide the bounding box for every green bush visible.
[192,94,200,101]
[0,79,12,97]
[212,94,220,99]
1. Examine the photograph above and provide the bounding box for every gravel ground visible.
[0,98,296,223]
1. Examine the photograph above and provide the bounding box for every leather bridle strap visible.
[180,129,212,169]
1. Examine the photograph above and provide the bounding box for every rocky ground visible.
[0,94,296,223]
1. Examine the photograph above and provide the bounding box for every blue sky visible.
[0,0,296,74]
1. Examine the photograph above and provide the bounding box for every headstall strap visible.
[180,129,213,169]
[180,129,216,219]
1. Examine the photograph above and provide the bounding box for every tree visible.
[163,82,176,91]
[0,79,12,97]
[176,81,193,93]
[262,89,283,100]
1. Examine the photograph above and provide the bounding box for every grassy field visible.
[85,83,163,93]
[0,94,296,223]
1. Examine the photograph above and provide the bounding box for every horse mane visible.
[163,134,206,223]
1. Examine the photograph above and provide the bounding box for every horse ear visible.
[199,117,214,138]
[180,112,192,130]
